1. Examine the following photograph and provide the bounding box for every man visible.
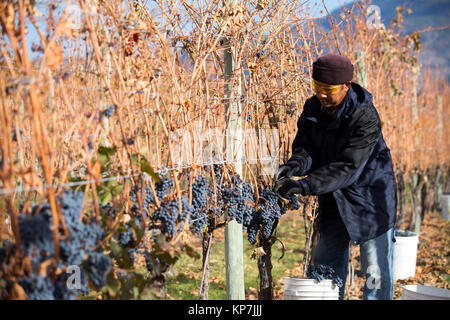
[274,53,397,300]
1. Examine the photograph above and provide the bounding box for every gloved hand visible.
[274,177,306,198]
[274,161,303,181]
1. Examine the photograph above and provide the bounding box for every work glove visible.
[274,177,307,198]
[274,160,303,181]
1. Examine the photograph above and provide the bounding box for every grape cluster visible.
[128,178,173,209]
[125,166,300,244]
[287,194,300,210]
[244,189,301,245]
[153,196,191,237]
[127,177,190,238]
[306,264,344,288]
[101,202,116,217]
[118,225,133,248]
[0,190,112,300]
[240,179,256,227]
[196,165,300,245]
[84,251,112,288]
[192,176,208,210]
[129,184,154,221]
[189,176,209,234]
[155,178,174,200]
[18,274,60,300]
[144,250,153,272]
[206,166,254,224]
[260,188,283,238]
[128,248,136,264]
[220,174,255,226]
[245,188,282,245]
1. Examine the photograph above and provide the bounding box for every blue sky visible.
[24,0,355,61]
[308,0,354,18]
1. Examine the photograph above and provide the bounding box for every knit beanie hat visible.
[312,53,354,85]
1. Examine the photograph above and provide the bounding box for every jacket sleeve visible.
[288,102,315,175]
[302,105,381,195]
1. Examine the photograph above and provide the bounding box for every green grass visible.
[166,212,307,300]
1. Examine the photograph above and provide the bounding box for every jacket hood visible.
[344,82,373,116]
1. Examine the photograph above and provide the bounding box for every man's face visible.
[313,80,351,109]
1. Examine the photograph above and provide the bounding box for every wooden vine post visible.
[411,73,421,234]
[223,0,245,300]
[435,95,444,211]
[355,50,367,87]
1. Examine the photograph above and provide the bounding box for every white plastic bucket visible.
[283,277,339,300]
[442,193,450,220]
[402,285,450,300]
[393,230,419,281]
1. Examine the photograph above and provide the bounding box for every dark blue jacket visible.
[289,83,397,244]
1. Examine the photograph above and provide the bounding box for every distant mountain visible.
[318,0,450,80]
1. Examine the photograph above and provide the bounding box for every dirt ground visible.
[346,210,450,300]
[173,207,449,300]
[274,209,449,300]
